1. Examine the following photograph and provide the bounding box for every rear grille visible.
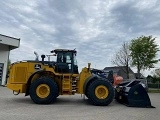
[14,67,27,83]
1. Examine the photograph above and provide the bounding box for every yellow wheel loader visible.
[7,49,114,106]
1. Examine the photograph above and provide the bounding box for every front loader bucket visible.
[115,80,154,108]
[127,84,153,108]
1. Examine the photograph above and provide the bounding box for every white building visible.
[0,34,20,86]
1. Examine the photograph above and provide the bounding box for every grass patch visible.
[148,89,160,93]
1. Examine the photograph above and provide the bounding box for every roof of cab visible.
[51,49,77,53]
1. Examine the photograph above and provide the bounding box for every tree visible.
[130,35,159,78]
[112,42,131,78]
[149,69,160,83]
[151,68,160,78]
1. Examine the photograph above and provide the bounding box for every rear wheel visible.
[87,79,114,106]
[29,77,58,104]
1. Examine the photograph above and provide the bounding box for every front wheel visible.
[29,77,58,104]
[87,79,114,106]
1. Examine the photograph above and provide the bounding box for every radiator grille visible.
[14,67,27,83]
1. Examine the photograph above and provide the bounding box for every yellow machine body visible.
[7,49,114,106]
[7,62,92,95]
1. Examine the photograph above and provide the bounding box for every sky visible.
[0,0,160,76]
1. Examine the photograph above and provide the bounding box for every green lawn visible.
[148,88,160,93]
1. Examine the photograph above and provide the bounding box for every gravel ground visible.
[0,87,160,120]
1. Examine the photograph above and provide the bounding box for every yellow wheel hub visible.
[95,85,109,99]
[36,84,50,98]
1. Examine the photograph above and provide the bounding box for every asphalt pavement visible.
[0,87,160,120]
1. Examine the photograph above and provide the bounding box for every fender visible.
[83,74,100,94]
[25,69,45,96]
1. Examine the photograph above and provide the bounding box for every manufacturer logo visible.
[134,91,138,95]
[34,64,41,70]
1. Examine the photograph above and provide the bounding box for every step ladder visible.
[62,75,72,95]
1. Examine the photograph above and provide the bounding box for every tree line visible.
[112,35,159,79]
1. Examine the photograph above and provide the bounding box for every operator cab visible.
[51,49,79,74]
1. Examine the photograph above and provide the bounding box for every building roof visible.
[103,66,135,74]
[134,73,145,79]
[0,34,20,50]
[0,34,20,40]
[103,66,125,73]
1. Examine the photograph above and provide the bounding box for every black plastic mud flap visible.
[127,84,154,108]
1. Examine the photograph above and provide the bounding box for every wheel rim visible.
[95,85,109,99]
[36,84,50,98]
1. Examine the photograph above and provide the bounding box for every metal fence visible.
[148,81,160,89]
[119,79,160,91]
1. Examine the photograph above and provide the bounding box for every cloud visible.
[0,0,160,76]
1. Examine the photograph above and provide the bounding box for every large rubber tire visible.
[29,77,58,104]
[87,79,114,106]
